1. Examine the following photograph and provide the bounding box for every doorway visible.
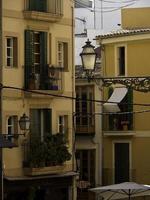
[114,142,130,183]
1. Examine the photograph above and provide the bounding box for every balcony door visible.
[30,108,52,141]
[25,30,47,89]
[114,142,130,183]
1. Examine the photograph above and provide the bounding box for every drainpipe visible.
[0,0,3,199]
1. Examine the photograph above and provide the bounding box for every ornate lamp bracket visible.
[101,77,150,92]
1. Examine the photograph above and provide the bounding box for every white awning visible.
[103,87,128,113]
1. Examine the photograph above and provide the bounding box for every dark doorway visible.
[114,143,129,183]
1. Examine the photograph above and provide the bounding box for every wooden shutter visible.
[108,87,114,130]
[43,109,52,137]
[25,30,34,88]
[64,42,68,71]
[127,88,133,130]
[13,37,18,67]
[40,32,47,89]
[14,116,18,134]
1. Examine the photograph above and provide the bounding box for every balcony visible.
[25,65,63,93]
[76,116,95,136]
[23,0,63,22]
[103,113,134,135]
[22,134,72,176]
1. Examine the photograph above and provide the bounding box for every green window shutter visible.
[108,87,114,130]
[40,32,47,65]
[40,32,47,89]
[127,88,133,130]
[24,30,34,88]
[43,109,52,137]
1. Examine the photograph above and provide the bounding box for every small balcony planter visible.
[24,164,66,176]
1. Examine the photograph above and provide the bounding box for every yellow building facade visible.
[1,0,76,199]
[96,7,150,185]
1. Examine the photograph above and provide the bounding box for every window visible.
[117,46,125,76]
[76,86,94,132]
[57,41,68,69]
[30,109,52,141]
[6,116,18,141]
[6,37,18,67]
[58,115,68,134]
[25,30,47,89]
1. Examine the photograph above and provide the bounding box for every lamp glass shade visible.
[80,39,96,70]
[19,113,30,131]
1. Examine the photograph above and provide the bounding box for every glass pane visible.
[7,58,11,66]
[34,44,40,53]
[34,33,40,43]
[7,38,13,47]
[34,54,40,64]
[7,48,11,57]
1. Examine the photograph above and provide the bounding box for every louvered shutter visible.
[40,32,47,89]
[108,87,114,130]
[25,30,34,89]
[43,109,52,138]
[127,88,133,130]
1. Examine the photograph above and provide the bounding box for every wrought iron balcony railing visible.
[76,115,95,135]
[25,65,63,91]
[103,113,133,131]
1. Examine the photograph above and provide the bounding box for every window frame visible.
[58,115,68,135]
[6,36,18,68]
[115,44,127,77]
[56,38,69,71]
[6,115,18,141]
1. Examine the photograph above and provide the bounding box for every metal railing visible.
[75,113,95,134]
[103,114,133,131]
[24,0,63,15]
[25,65,63,91]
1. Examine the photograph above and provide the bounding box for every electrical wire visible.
[75,0,140,13]
[3,84,150,107]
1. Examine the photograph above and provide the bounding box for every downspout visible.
[0,0,3,199]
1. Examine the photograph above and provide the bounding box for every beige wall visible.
[122,7,150,29]
[97,7,150,184]
[103,136,150,184]
[2,0,75,178]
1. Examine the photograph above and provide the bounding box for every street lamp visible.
[19,113,30,132]
[80,39,97,80]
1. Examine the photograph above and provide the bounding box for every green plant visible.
[27,134,71,168]
[28,138,46,167]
